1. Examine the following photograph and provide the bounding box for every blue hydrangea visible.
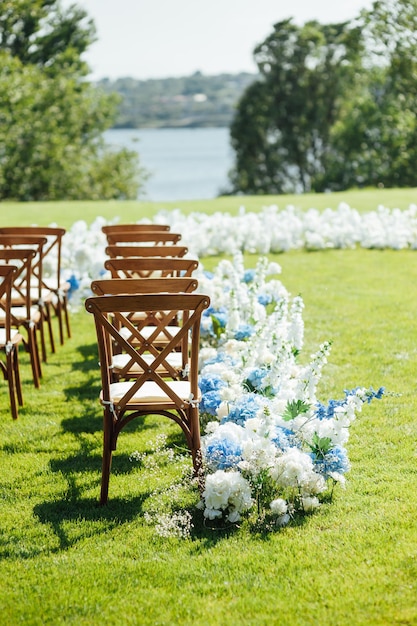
[311,445,351,478]
[258,293,273,306]
[67,274,80,299]
[234,324,254,341]
[272,426,298,451]
[199,373,227,395]
[200,390,223,416]
[243,269,256,283]
[245,367,268,390]
[221,393,261,426]
[205,438,243,470]
[203,353,237,367]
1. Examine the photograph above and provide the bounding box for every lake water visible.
[104,127,234,202]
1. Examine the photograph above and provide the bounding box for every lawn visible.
[0,192,416,625]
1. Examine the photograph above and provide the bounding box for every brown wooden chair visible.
[104,257,199,279]
[85,292,210,504]
[105,245,189,260]
[0,265,24,419]
[102,224,170,236]
[104,231,182,246]
[0,249,42,388]
[0,226,71,349]
[90,277,199,381]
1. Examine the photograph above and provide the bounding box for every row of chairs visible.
[0,227,71,418]
[86,223,210,504]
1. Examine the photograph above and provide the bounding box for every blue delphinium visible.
[221,393,262,426]
[205,438,243,470]
[315,398,347,420]
[234,324,254,341]
[311,445,351,478]
[345,386,385,403]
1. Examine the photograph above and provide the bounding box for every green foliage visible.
[98,72,256,129]
[0,0,146,200]
[0,200,416,623]
[282,399,310,421]
[230,0,417,194]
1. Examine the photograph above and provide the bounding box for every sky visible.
[62,0,374,81]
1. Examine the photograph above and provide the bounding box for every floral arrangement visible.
[194,254,384,529]
[59,202,417,307]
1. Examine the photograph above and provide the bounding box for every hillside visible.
[96,71,257,129]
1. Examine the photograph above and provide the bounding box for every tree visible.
[0,0,146,200]
[229,19,364,194]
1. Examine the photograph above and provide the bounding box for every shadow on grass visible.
[33,492,151,553]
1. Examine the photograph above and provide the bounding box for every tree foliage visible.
[229,0,417,194]
[0,0,145,200]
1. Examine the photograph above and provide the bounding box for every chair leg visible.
[25,325,42,388]
[6,351,18,420]
[13,348,23,407]
[44,301,56,354]
[63,294,71,339]
[100,406,114,505]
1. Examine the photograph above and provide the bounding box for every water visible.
[104,127,234,202]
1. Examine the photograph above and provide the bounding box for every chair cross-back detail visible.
[0,265,24,419]
[105,245,189,260]
[0,249,42,388]
[85,292,210,504]
[90,278,199,382]
[104,257,199,279]
[0,233,53,364]
[0,226,71,347]
[104,231,181,246]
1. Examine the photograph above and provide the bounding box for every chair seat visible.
[0,328,22,346]
[120,325,181,342]
[0,306,41,323]
[103,380,201,405]
[112,351,183,373]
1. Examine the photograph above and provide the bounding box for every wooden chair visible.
[102,224,170,236]
[0,226,71,349]
[104,231,182,246]
[104,257,199,279]
[0,249,42,388]
[85,292,210,504]
[105,245,189,260]
[0,265,24,419]
[90,277,199,381]
[0,233,52,363]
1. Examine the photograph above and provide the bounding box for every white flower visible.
[301,496,321,512]
[270,498,288,516]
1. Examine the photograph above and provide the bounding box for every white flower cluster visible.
[58,202,417,307]
[197,256,383,526]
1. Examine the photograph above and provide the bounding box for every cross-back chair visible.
[0,249,42,388]
[90,277,199,382]
[102,224,170,236]
[105,245,189,260]
[0,265,24,419]
[0,233,53,363]
[104,257,199,279]
[104,231,182,246]
[0,226,71,349]
[85,292,210,504]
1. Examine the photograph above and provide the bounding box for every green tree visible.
[229,19,364,194]
[0,0,146,200]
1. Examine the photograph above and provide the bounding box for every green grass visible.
[1,195,417,625]
[2,186,417,228]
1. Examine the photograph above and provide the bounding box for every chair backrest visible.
[104,231,182,246]
[85,293,210,413]
[0,249,37,320]
[0,264,18,343]
[0,226,66,293]
[104,257,199,279]
[0,234,47,302]
[90,277,199,296]
[102,224,170,235]
[105,245,189,259]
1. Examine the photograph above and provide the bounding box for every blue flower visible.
[234,324,254,341]
[221,393,262,426]
[200,390,223,416]
[272,426,298,451]
[243,269,256,283]
[345,386,385,403]
[205,438,243,470]
[315,399,346,420]
[203,353,237,367]
[311,445,351,478]
[258,293,273,306]
[67,274,80,299]
[245,367,268,390]
[199,373,227,395]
